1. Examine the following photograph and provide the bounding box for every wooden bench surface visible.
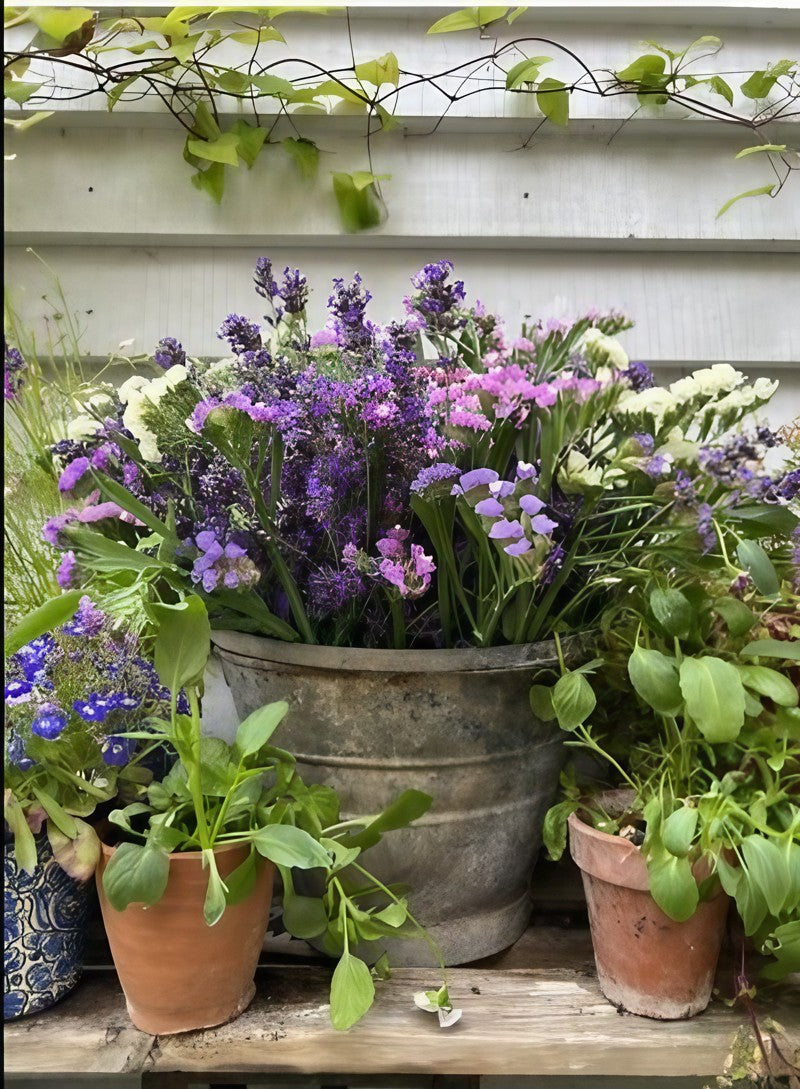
[5,925,800,1083]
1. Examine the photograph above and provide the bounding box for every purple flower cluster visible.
[699,429,797,504]
[188,529,260,592]
[452,467,559,559]
[217,313,263,355]
[622,361,655,391]
[327,273,375,351]
[154,337,187,370]
[405,260,467,334]
[4,342,26,401]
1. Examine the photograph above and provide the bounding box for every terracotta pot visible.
[96,840,273,1035]
[568,811,729,1020]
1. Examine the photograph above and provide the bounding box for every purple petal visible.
[488,480,515,498]
[458,468,499,493]
[519,494,546,517]
[475,498,505,517]
[504,539,532,556]
[530,514,559,536]
[516,462,538,481]
[488,519,524,540]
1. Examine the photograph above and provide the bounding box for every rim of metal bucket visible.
[211,629,591,674]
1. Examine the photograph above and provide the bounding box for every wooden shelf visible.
[6,925,799,1088]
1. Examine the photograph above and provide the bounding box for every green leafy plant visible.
[4,8,797,226]
[102,593,447,1030]
[541,562,800,981]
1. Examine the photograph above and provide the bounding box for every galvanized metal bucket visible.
[211,631,573,966]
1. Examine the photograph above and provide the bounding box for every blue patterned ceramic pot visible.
[4,829,91,1020]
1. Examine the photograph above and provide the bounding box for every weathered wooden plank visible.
[3,969,154,1076]
[6,929,798,1080]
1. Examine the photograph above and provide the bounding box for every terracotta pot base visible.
[97,841,273,1036]
[569,810,729,1020]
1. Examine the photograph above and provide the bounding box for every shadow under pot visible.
[4,829,92,1021]
[568,810,730,1020]
[96,840,273,1035]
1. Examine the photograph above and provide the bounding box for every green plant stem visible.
[185,688,211,850]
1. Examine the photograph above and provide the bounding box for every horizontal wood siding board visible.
[5,244,799,362]
[5,128,799,248]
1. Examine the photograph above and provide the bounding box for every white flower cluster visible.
[120,364,188,463]
[616,364,778,428]
[580,327,629,372]
[66,391,117,440]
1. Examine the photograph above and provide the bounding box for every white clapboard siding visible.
[4,2,799,424]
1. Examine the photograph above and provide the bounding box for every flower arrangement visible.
[41,258,798,653]
[4,596,175,879]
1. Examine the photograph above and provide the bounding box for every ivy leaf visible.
[230,120,267,168]
[679,656,745,742]
[616,54,667,82]
[216,69,251,95]
[735,143,787,159]
[230,26,285,45]
[186,131,240,166]
[4,81,43,104]
[354,52,399,87]
[536,77,569,125]
[107,74,141,111]
[27,6,94,45]
[427,7,510,34]
[506,56,551,91]
[193,100,221,140]
[330,951,375,1030]
[331,171,387,233]
[736,540,780,597]
[4,110,54,132]
[740,60,796,99]
[683,74,734,105]
[717,184,775,219]
[282,136,319,178]
[252,73,295,98]
[191,161,226,203]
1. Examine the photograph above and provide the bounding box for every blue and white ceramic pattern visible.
[4,830,91,1020]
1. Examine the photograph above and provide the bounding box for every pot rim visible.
[99,837,252,862]
[211,629,590,674]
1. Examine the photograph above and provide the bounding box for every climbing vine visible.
[4,5,799,229]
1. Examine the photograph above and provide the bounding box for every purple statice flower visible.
[541,542,565,585]
[729,572,751,596]
[696,503,716,553]
[31,702,68,740]
[189,528,260,592]
[101,735,137,766]
[217,314,262,355]
[310,325,338,349]
[91,442,122,471]
[378,543,436,599]
[58,456,90,493]
[56,551,78,590]
[674,470,696,506]
[634,432,655,456]
[153,337,186,370]
[280,267,308,315]
[62,597,105,637]
[407,260,466,333]
[5,679,33,706]
[4,342,26,401]
[622,361,655,391]
[327,273,374,351]
[410,463,460,496]
[254,257,279,301]
[6,730,34,770]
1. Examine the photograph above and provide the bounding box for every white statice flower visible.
[580,327,629,371]
[559,449,605,494]
[617,386,678,423]
[670,364,744,404]
[67,414,102,441]
[119,374,150,404]
[715,377,778,415]
[122,364,189,463]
